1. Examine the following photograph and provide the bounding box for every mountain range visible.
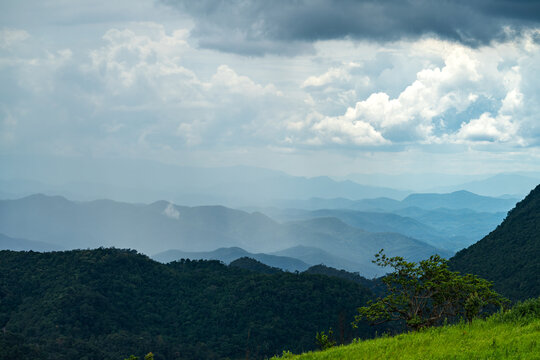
[256,207,506,251]
[432,173,540,197]
[0,194,454,277]
[343,172,540,197]
[0,156,409,206]
[153,247,311,272]
[0,233,62,252]
[268,190,517,213]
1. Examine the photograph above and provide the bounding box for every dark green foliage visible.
[315,329,336,350]
[229,257,283,274]
[492,297,540,325]
[450,184,540,300]
[465,292,484,324]
[354,251,505,331]
[0,248,375,360]
[303,264,385,297]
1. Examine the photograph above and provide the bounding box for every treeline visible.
[0,248,378,360]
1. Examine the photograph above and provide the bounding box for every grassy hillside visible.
[272,298,540,360]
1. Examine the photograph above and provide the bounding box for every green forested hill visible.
[0,248,376,360]
[450,184,540,300]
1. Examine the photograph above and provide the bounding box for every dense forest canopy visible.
[0,248,377,360]
[450,184,540,300]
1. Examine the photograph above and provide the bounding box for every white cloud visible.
[310,115,389,146]
[0,28,29,49]
[296,43,482,145]
[2,10,540,176]
[210,64,281,96]
[163,202,180,219]
[87,23,199,100]
[300,62,369,113]
[302,65,353,88]
[454,112,519,143]
[293,37,538,148]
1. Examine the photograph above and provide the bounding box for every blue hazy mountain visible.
[0,194,449,277]
[341,172,484,192]
[278,217,453,277]
[432,174,540,197]
[0,233,62,252]
[152,247,310,272]
[401,190,518,212]
[392,207,507,249]
[258,208,463,251]
[269,190,517,213]
[270,245,376,276]
[0,155,409,206]
[263,208,439,238]
[253,191,515,252]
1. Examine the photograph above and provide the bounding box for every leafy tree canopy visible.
[354,250,507,331]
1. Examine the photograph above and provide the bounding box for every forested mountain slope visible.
[0,248,376,360]
[450,184,540,300]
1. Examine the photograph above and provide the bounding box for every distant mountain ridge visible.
[0,233,62,252]
[0,156,409,206]
[271,190,517,213]
[0,194,450,277]
[152,247,311,272]
[450,184,540,300]
[271,245,377,276]
[432,174,540,197]
[401,190,517,212]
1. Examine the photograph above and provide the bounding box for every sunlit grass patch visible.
[272,298,540,360]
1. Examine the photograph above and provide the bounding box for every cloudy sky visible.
[2,0,540,177]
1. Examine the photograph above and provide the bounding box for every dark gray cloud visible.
[161,0,540,55]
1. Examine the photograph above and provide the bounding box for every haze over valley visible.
[0,162,531,277]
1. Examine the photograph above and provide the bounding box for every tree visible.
[353,250,507,331]
[315,328,336,350]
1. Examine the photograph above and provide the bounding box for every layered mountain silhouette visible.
[0,194,451,277]
[259,207,506,251]
[153,247,311,272]
[0,156,409,206]
[450,184,540,300]
[0,233,62,252]
[433,173,540,197]
[272,190,516,213]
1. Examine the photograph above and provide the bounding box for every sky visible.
[1,0,540,178]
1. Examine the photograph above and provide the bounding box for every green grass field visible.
[272,298,540,360]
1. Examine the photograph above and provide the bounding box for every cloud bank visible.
[162,0,540,55]
[2,0,540,176]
